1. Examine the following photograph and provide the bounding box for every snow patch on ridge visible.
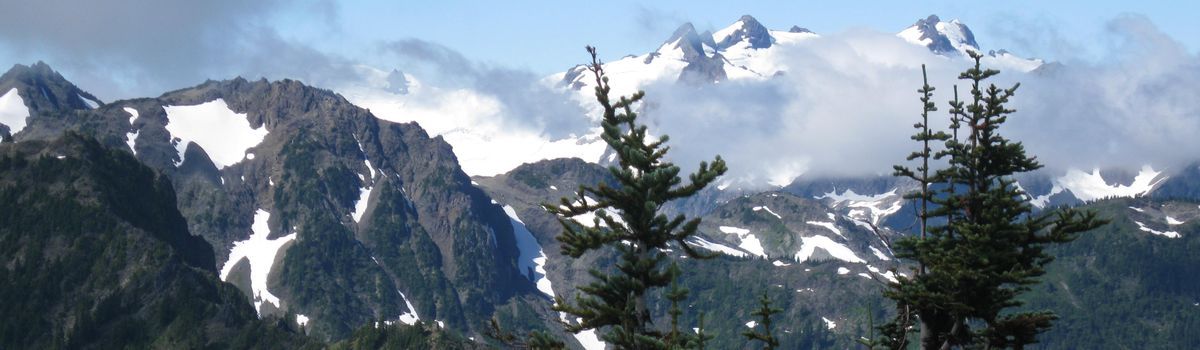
[870,246,890,261]
[795,235,865,264]
[504,205,556,297]
[806,221,845,239]
[397,291,420,325]
[1017,182,1063,209]
[1056,166,1164,202]
[557,313,605,350]
[124,107,140,155]
[816,189,903,226]
[1134,220,1181,238]
[719,226,766,258]
[163,99,268,169]
[822,317,837,329]
[219,209,297,316]
[0,88,29,135]
[719,226,750,235]
[753,206,783,219]
[352,186,373,223]
[688,236,748,257]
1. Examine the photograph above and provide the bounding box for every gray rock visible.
[714,15,774,50]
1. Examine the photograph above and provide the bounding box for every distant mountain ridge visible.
[553,14,1042,99]
[0,63,571,344]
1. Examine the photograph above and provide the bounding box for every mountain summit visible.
[714,15,774,50]
[897,14,980,55]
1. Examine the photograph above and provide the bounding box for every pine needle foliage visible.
[742,292,782,350]
[544,46,727,349]
[882,52,1107,349]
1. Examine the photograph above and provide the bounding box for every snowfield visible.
[164,99,268,169]
[123,107,140,155]
[753,206,783,219]
[352,186,373,222]
[816,189,903,226]
[219,209,297,315]
[795,235,865,264]
[0,88,29,135]
[688,236,748,257]
[503,205,555,297]
[822,317,837,330]
[1056,166,1165,202]
[1134,220,1181,238]
[397,291,420,325]
[870,246,891,261]
[806,220,845,239]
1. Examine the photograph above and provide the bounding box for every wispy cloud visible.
[379,39,590,139]
[607,15,1200,187]
[0,0,350,100]
[1013,14,1200,172]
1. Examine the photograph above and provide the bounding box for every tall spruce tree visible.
[544,46,727,349]
[742,292,782,350]
[886,64,950,349]
[882,52,1106,349]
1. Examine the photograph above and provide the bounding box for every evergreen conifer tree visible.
[545,46,727,349]
[882,52,1106,349]
[887,64,950,348]
[692,313,714,350]
[742,292,782,350]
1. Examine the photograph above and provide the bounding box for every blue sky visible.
[283,0,1200,73]
[1,0,1196,98]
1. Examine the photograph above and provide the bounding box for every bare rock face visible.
[2,63,553,342]
[715,15,774,50]
[908,14,979,55]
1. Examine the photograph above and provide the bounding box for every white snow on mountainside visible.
[219,209,296,316]
[555,14,1040,102]
[796,233,864,263]
[124,107,140,155]
[163,99,268,169]
[896,15,1043,72]
[1053,166,1165,202]
[0,88,29,135]
[352,185,373,223]
[816,189,904,226]
[503,205,556,298]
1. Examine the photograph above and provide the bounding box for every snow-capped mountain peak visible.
[897,14,980,56]
[713,15,774,50]
[657,22,712,61]
[788,25,813,34]
[897,14,1042,72]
